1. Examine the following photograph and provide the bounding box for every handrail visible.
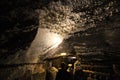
[81,64,110,68]
[83,69,110,76]
[0,63,45,68]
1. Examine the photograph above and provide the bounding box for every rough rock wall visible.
[0,0,47,79]
[0,0,40,63]
[32,0,120,62]
[0,0,119,66]
[0,0,120,80]
[38,0,119,35]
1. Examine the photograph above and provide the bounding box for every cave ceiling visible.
[0,0,120,63]
[37,0,120,61]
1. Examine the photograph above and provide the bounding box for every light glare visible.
[60,53,67,56]
[53,36,62,44]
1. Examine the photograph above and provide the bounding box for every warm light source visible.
[68,64,72,67]
[60,53,67,56]
[71,56,76,59]
[53,36,62,44]
[26,29,63,63]
[52,35,63,48]
[42,32,63,54]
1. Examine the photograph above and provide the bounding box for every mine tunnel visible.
[0,0,120,80]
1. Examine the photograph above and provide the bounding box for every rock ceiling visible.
[0,0,120,63]
[37,0,120,61]
[38,0,119,35]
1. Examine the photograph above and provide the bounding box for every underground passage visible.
[0,0,120,80]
